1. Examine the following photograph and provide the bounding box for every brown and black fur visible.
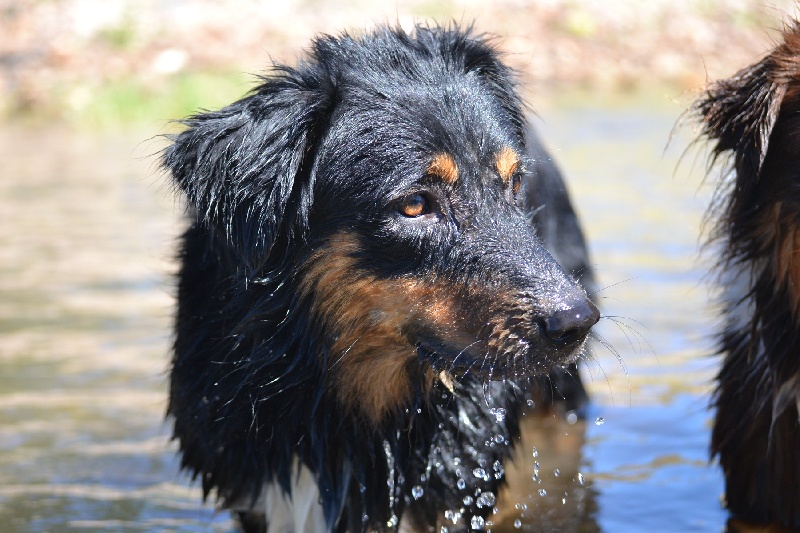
[696,20,800,528]
[164,24,599,532]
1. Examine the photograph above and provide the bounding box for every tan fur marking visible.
[769,203,800,314]
[427,153,459,184]
[301,233,468,422]
[495,146,521,184]
[438,370,455,392]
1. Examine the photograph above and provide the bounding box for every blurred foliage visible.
[0,0,795,129]
[62,71,253,130]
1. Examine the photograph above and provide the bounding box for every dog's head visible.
[697,22,800,313]
[166,25,597,421]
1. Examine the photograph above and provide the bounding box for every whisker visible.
[589,330,632,406]
[589,277,638,297]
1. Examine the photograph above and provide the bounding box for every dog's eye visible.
[398,194,430,217]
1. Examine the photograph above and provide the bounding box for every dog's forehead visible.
[331,81,523,189]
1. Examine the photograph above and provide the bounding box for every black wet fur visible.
[165,24,597,532]
[695,20,800,528]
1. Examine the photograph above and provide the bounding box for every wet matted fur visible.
[164,24,599,532]
[695,20,800,528]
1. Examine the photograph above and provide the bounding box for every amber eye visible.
[511,175,522,196]
[398,193,429,217]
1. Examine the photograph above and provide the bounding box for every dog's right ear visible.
[164,68,332,271]
[696,23,800,180]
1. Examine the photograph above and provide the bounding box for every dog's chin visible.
[416,337,587,382]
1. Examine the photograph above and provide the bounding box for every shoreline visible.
[0,0,792,125]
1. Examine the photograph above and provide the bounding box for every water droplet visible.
[444,509,461,524]
[526,399,535,407]
[533,461,540,476]
[457,478,466,490]
[417,408,422,414]
[577,472,585,485]
[470,516,485,530]
[387,514,399,527]
[553,468,560,477]
[453,457,461,466]
[494,434,505,444]
[489,407,506,422]
[477,491,496,508]
[463,495,474,506]
[492,460,504,479]
[514,519,523,529]
[538,488,547,497]
[473,468,486,478]
[566,410,578,425]
[531,447,538,458]
[595,417,605,426]
[440,527,450,533]
[412,485,424,499]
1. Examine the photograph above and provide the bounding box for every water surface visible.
[0,91,726,532]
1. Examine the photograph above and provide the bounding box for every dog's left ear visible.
[164,70,332,271]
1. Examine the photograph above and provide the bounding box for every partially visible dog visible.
[164,24,598,532]
[696,21,800,528]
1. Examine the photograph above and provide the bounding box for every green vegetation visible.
[60,71,254,130]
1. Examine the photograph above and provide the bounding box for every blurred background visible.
[1,1,795,531]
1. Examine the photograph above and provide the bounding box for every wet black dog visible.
[164,25,598,532]
[696,21,800,528]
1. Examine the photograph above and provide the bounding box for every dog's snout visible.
[540,298,599,345]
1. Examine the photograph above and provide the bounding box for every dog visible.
[696,21,800,528]
[164,24,599,532]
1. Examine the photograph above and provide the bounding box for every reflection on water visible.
[0,91,726,532]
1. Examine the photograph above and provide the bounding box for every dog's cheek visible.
[299,233,424,421]
[300,233,489,421]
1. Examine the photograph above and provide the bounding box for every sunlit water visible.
[0,90,727,532]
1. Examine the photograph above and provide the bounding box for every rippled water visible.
[0,90,726,532]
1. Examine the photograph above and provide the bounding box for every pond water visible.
[0,90,727,532]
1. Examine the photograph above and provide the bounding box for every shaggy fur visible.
[696,21,800,527]
[164,24,598,532]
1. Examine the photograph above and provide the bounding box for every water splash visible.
[477,491,496,508]
[444,509,461,525]
[470,516,485,530]
[488,407,506,422]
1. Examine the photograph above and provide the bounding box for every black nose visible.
[541,298,599,345]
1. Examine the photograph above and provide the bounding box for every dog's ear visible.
[164,69,332,270]
[696,23,800,180]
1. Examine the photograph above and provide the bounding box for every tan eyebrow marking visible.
[495,146,521,184]
[427,153,459,185]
